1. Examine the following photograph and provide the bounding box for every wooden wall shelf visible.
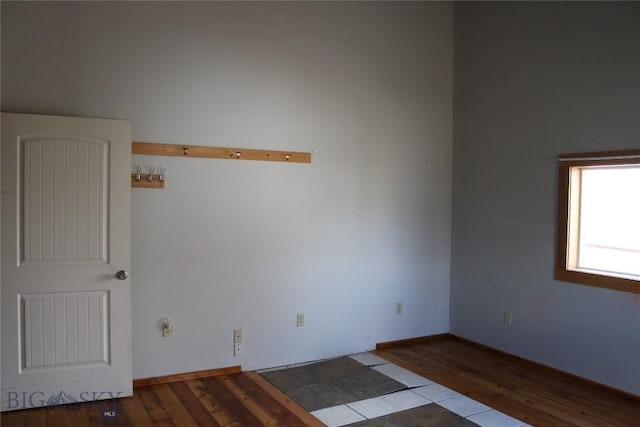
[132,141,311,164]
[131,141,310,188]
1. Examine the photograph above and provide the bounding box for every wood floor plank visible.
[186,377,247,426]
[136,385,176,426]
[205,375,266,426]
[1,411,21,427]
[151,383,200,427]
[75,400,106,427]
[168,381,220,426]
[42,406,64,426]
[218,374,282,426]
[59,403,88,427]
[0,409,38,427]
[119,394,155,426]
[63,402,90,427]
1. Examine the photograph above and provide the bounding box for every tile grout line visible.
[343,403,369,421]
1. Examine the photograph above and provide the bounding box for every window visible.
[555,150,640,293]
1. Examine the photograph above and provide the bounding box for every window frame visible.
[555,149,640,294]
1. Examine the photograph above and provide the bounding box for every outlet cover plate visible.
[504,311,512,325]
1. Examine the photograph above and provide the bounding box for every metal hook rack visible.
[131,164,165,189]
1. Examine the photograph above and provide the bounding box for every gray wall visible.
[452,2,640,395]
[2,1,453,378]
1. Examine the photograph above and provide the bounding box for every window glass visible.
[577,166,640,278]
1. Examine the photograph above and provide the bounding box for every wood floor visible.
[375,336,640,427]
[2,335,638,426]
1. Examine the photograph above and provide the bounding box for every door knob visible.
[115,270,128,280]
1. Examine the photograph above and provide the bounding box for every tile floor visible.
[259,352,531,427]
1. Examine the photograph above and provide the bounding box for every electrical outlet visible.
[161,318,173,337]
[396,302,403,315]
[504,311,512,325]
[296,313,305,327]
[234,328,242,343]
[234,343,242,357]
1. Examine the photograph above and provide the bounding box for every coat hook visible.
[147,166,155,181]
[134,165,142,182]
[236,151,241,159]
[183,147,189,156]
[286,154,291,161]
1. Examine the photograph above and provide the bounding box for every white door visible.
[1,113,132,411]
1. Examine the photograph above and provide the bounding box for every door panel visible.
[21,291,109,370]
[21,137,109,265]
[1,113,132,412]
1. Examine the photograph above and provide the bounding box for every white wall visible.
[2,2,453,378]
[452,2,640,395]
